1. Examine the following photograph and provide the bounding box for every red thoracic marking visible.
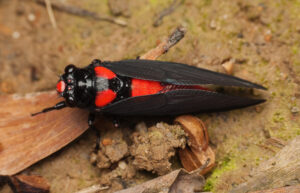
[94,67,116,79]
[131,79,163,97]
[56,81,66,93]
[95,89,117,107]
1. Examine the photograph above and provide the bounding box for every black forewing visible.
[102,59,266,89]
[100,89,265,116]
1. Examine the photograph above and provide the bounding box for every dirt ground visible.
[0,0,299,192]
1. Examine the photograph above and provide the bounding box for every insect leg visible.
[88,112,95,130]
[88,113,101,152]
[103,115,121,128]
[112,117,121,128]
[31,101,67,116]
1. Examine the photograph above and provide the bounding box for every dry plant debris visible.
[249,184,300,193]
[115,169,205,193]
[140,26,186,60]
[7,175,50,193]
[231,135,300,193]
[153,0,183,27]
[0,92,88,175]
[175,115,215,174]
[75,185,109,193]
[33,0,127,26]
[222,59,235,75]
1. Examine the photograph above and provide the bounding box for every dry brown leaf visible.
[175,115,215,174]
[0,92,88,175]
[8,175,50,193]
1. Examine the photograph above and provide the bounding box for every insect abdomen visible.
[131,79,163,97]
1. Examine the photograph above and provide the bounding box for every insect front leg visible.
[87,112,101,152]
[88,112,96,130]
[112,117,121,128]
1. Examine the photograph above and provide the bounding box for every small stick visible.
[75,185,109,193]
[34,0,127,27]
[189,158,210,175]
[44,0,57,28]
[153,0,183,27]
[140,26,186,60]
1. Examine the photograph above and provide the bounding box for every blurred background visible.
[0,0,299,192]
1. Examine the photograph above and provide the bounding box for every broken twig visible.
[44,0,57,28]
[34,0,127,26]
[140,26,186,60]
[153,0,183,27]
[75,185,109,193]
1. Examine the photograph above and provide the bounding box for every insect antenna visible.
[31,101,67,116]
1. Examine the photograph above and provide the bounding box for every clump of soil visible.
[90,121,187,186]
[90,128,129,169]
[130,122,186,175]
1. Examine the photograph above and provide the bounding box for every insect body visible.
[33,59,266,130]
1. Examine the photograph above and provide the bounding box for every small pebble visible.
[118,161,127,170]
[192,58,199,65]
[222,59,234,75]
[210,20,217,29]
[135,122,147,133]
[28,13,36,22]
[264,30,272,42]
[255,106,262,113]
[12,31,20,39]
[90,153,97,164]
[291,106,299,114]
[102,138,113,146]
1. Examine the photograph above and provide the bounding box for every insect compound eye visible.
[56,80,66,93]
[65,64,76,74]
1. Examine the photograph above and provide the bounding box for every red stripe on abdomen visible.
[131,79,210,97]
[160,85,210,93]
[95,89,116,107]
[131,79,163,97]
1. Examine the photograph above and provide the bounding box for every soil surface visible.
[0,0,299,192]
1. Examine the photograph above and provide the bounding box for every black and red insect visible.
[32,59,266,129]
